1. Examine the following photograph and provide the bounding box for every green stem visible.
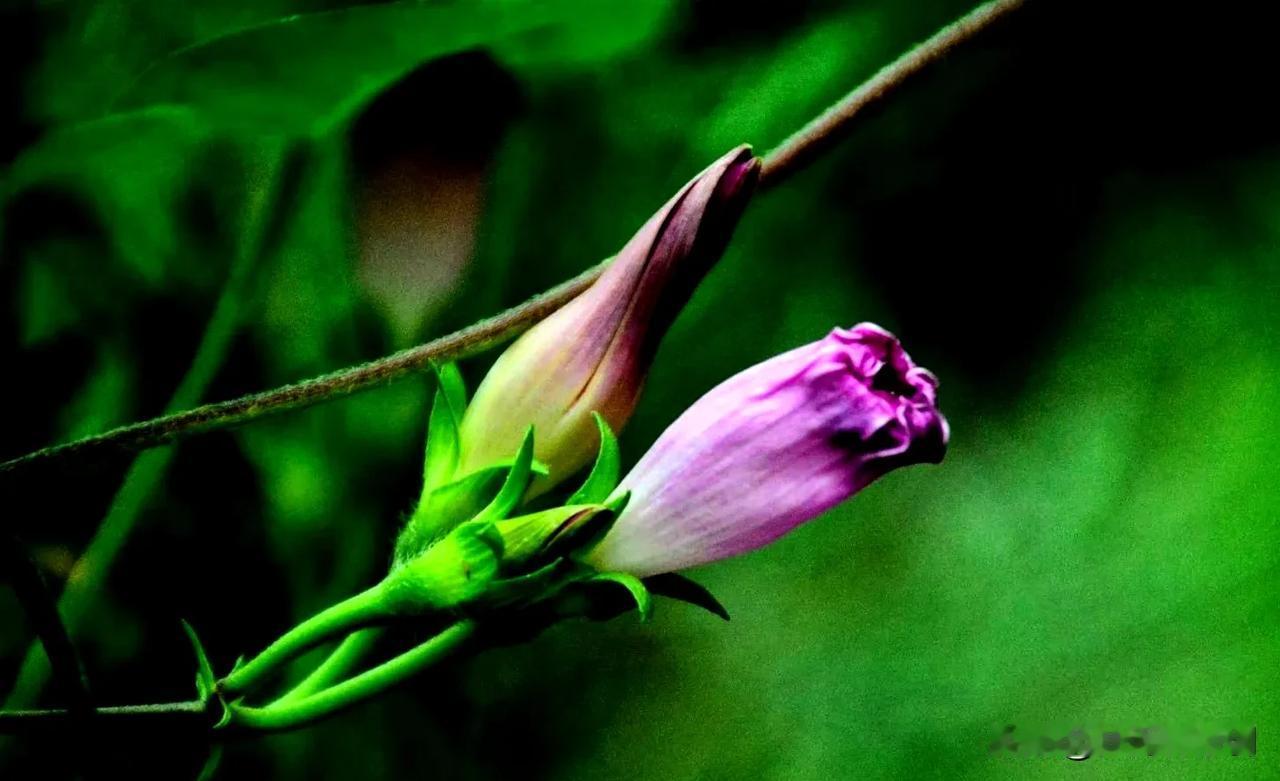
[230,621,476,733]
[279,627,383,703]
[1,158,282,712]
[219,584,388,698]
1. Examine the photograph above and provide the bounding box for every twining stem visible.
[0,700,212,736]
[0,0,1025,482]
[278,628,383,702]
[0,0,1027,737]
[0,260,606,479]
[219,584,388,698]
[759,0,1024,190]
[2,152,288,713]
[229,621,476,733]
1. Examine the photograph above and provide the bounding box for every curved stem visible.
[759,0,1025,189]
[0,260,607,479]
[229,621,476,733]
[219,584,388,698]
[0,2,1027,481]
[278,627,383,703]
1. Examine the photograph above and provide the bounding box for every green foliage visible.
[4,1,1278,779]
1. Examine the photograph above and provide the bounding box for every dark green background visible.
[1,0,1275,778]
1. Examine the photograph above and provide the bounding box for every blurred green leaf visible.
[113,0,675,134]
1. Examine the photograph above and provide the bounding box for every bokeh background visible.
[1,0,1277,778]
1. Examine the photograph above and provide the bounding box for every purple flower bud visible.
[459,146,761,489]
[585,324,949,576]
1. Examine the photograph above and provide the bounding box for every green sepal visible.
[644,573,730,621]
[470,426,535,525]
[399,466,504,562]
[385,520,504,614]
[398,452,551,563]
[421,363,466,496]
[482,557,585,610]
[567,413,621,505]
[434,361,467,415]
[553,490,628,561]
[589,572,652,622]
[182,619,217,700]
[495,504,607,567]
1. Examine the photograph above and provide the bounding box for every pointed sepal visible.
[567,413,621,505]
[644,573,729,620]
[419,361,468,501]
[434,361,467,415]
[495,504,606,568]
[588,572,653,622]
[471,426,536,525]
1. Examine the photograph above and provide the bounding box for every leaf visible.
[5,107,220,343]
[181,620,217,700]
[590,572,653,623]
[471,427,536,525]
[643,573,730,621]
[567,412,622,505]
[112,2,631,134]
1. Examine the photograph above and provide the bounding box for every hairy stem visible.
[0,0,1024,482]
[2,152,290,711]
[0,0,1027,738]
[759,0,1025,189]
[0,700,212,736]
[0,261,606,479]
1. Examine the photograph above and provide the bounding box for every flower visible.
[584,324,949,576]
[458,146,761,491]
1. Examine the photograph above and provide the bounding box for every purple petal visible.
[586,324,949,576]
[459,147,761,489]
